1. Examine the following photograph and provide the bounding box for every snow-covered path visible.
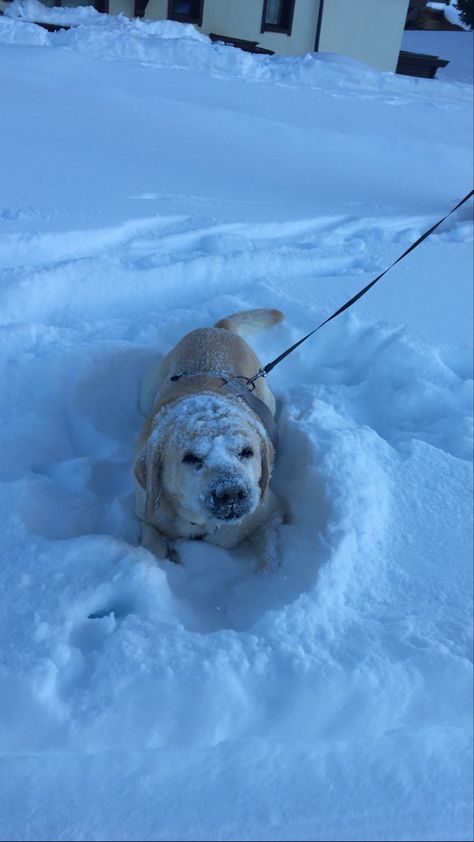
[0,6,472,840]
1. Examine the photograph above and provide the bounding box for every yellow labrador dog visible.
[134,308,283,562]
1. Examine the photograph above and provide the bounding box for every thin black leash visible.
[248,189,474,386]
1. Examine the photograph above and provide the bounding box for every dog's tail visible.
[215,308,284,337]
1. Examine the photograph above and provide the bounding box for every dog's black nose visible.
[207,481,250,520]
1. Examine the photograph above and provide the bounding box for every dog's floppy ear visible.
[259,436,273,498]
[134,443,162,521]
[134,448,147,489]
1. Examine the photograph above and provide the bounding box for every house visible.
[0,0,411,72]
[122,0,411,71]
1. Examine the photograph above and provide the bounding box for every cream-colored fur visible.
[134,308,283,562]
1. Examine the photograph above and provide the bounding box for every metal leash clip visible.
[245,368,267,390]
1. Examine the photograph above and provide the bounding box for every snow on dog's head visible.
[136,394,272,530]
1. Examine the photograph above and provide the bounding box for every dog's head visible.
[135,394,274,529]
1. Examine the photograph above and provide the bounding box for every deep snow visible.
[0,5,473,841]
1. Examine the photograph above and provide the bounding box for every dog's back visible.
[140,309,283,417]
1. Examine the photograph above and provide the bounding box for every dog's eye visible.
[182,452,203,468]
[239,446,254,459]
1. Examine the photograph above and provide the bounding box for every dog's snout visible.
[213,487,246,504]
[207,479,251,520]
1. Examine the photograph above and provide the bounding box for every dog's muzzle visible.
[205,477,253,521]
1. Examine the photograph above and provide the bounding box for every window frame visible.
[261,0,296,36]
[167,0,204,26]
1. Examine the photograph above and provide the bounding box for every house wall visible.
[109,0,138,17]
[143,0,167,20]
[317,0,410,72]
[137,1,408,68]
[198,0,321,56]
[133,0,321,56]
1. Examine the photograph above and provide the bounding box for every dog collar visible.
[169,370,279,450]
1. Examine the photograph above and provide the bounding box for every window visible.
[168,0,204,25]
[261,0,295,34]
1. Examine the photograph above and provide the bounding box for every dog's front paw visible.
[166,545,181,564]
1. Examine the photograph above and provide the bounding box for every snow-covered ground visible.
[0,4,473,840]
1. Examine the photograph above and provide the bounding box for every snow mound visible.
[4,0,207,40]
[4,0,102,24]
